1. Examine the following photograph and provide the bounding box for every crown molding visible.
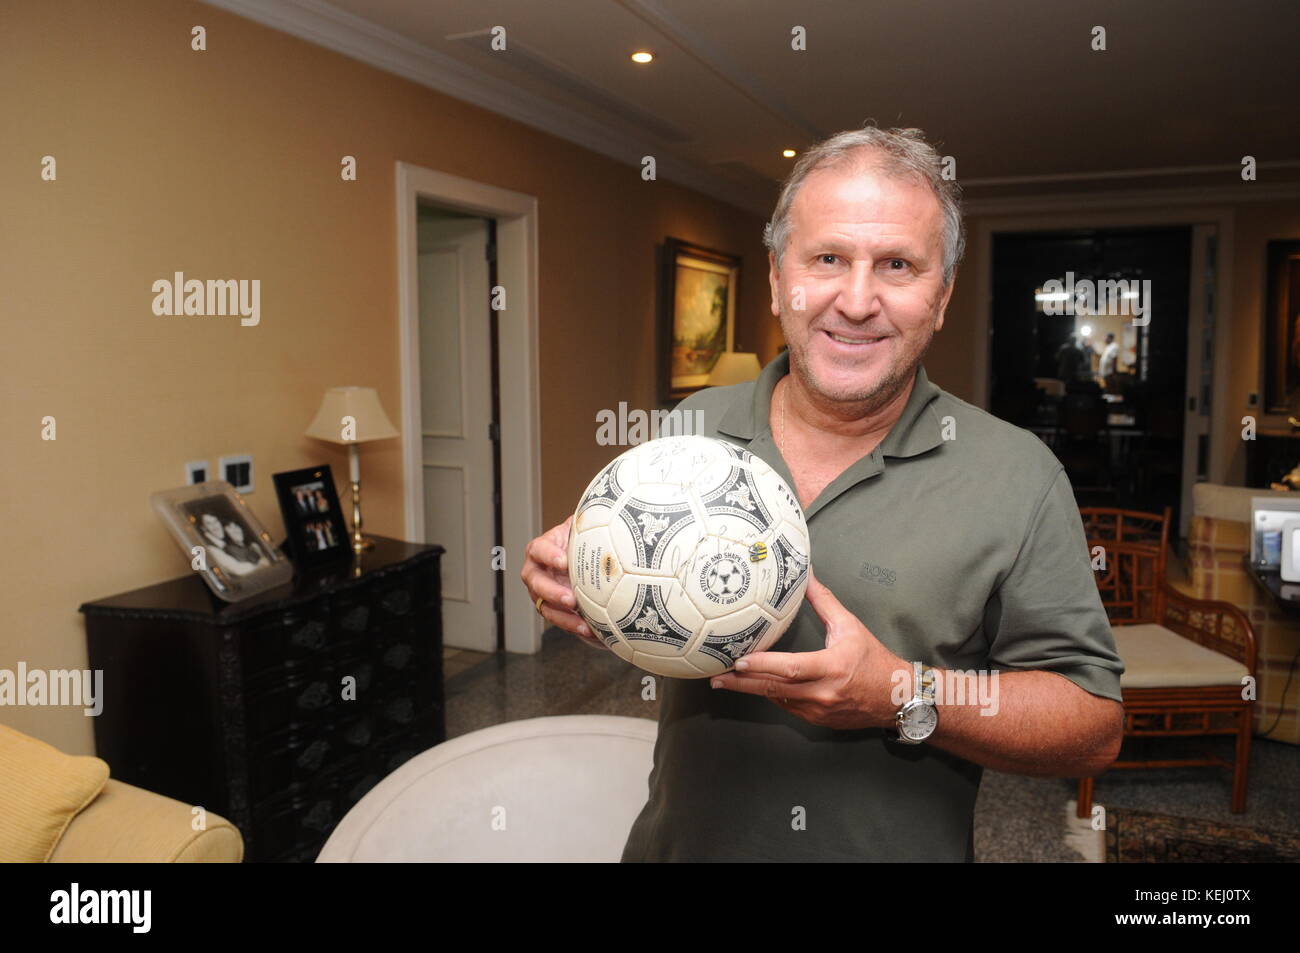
[961,160,1300,189]
[199,0,773,216]
[963,182,1300,217]
[199,0,1300,222]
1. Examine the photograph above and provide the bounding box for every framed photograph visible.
[273,465,351,568]
[150,480,293,602]
[1262,239,1300,413]
[658,237,741,402]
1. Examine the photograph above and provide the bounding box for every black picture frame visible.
[657,237,742,403]
[1263,240,1300,414]
[273,465,351,569]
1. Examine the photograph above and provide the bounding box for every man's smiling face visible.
[769,158,954,408]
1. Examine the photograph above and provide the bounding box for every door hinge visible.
[492,595,503,614]
[485,240,497,263]
[488,422,500,442]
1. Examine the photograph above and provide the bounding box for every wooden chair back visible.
[1079,506,1171,624]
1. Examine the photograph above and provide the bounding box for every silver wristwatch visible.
[885,661,938,744]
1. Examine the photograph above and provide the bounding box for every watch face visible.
[902,703,938,740]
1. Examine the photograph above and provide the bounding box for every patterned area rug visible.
[1105,808,1300,862]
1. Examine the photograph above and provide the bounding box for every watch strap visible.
[917,662,936,706]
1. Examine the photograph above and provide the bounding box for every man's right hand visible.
[521,515,607,650]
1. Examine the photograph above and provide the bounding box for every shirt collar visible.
[716,349,945,459]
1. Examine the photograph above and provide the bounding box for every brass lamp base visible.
[350,479,375,553]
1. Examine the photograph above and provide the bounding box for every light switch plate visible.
[219,453,255,493]
[185,460,210,485]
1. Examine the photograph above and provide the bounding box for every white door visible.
[417,216,496,651]
[1181,224,1217,540]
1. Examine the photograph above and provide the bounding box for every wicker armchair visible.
[1075,507,1257,816]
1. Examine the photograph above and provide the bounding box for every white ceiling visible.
[207,0,1300,214]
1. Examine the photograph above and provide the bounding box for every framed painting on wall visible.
[658,238,741,402]
[1264,240,1300,414]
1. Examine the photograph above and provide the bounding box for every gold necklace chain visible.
[779,377,786,453]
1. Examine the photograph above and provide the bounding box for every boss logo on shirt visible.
[858,561,896,589]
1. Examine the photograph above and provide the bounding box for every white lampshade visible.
[304,387,399,444]
[706,352,762,386]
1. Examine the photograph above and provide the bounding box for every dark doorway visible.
[990,227,1192,529]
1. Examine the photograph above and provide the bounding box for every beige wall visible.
[0,0,773,754]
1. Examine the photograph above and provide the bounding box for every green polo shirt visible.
[620,351,1123,862]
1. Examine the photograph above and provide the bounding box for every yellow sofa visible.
[1187,483,1300,744]
[0,723,243,862]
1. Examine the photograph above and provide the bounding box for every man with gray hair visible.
[522,123,1124,862]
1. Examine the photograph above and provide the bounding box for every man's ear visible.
[768,250,781,318]
[934,270,957,333]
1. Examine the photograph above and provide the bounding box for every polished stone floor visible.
[441,629,1300,862]
[443,629,658,738]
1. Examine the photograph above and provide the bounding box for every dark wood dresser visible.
[79,535,445,862]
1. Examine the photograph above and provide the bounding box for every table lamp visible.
[706,352,762,386]
[304,387,399,553]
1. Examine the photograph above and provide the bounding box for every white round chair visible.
[316,715,657,862]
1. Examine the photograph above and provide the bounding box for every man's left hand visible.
[709,568,912,730]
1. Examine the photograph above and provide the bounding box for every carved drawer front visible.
[242,611,338,683]
[245,668,341,741]
[251,780,340,856]
[373,579,416,619]
[369,639,423,694]
[332,653,377,698]
[372,619,436,673]
[333,710,378,752]
[368,678,439,736]
[248,725,340,804]
[328,596,375,642]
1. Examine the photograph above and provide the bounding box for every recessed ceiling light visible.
[782,149,797,158]
[631,51,654,64]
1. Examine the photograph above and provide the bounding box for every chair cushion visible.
[1112,623,1250,689]
[0,724,109,862]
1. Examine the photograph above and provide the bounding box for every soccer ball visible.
[567,435,810,678]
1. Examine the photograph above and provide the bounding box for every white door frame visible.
[969,202,1236,532]
[396,161,543,654]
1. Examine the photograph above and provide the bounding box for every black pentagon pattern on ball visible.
[577,459,624,512]
[768,533,809,614]
[614,583,694,651]
[699,611,772,667]
[617,498,696,570]
[698,465,776,536]
[574,601,620,648]
[700,552,751,606]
